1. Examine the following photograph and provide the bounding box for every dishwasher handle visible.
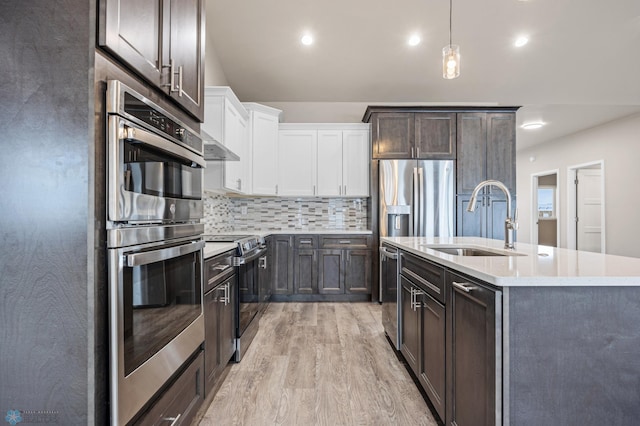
[379,246,398,260]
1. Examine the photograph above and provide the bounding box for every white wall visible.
[516,112,640,258]
[205,39,228,86]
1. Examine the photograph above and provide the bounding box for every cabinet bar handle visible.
[163,414,181,426]
[452,281,475,293]
[416,146,420,157]
[344,185,347,195]
[275,184,278,195]
[411,146,414,157]
[339,240,351,244]
[339,185,342,195]
[177,65,184,97]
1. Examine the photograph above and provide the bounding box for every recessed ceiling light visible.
[515,36,529,47]
[408,35,421,46]
[301,34,313,45]
[521,121,545,130]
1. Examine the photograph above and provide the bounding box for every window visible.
[537,186,556,218]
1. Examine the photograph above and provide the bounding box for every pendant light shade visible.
[442,45,460,79]
[442,0,460,79]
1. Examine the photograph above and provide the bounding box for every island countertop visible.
[381,236,640,287]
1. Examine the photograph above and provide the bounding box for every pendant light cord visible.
[449,0,452,47]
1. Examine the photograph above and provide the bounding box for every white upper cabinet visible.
[317,130,343,196]
[277,129,318,196]
[314,125,370,197]
[243,103,282,196]
[342,130,370,196]
[202,87,249,194]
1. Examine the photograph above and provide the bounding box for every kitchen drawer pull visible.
[339,240,351,244]
[211,264,231,272]
[452,281,475,293]
[163,413,181,426]
[300,239,312,244]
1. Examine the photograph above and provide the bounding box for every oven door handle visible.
[233,246,268,266]
[119,119,206,168]
[126,240,205,267]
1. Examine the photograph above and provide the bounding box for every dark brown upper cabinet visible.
[456,112,516,194]
[99,0,205,121]
[367,110,456,159]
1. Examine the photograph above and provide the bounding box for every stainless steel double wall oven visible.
[106,80,206,425]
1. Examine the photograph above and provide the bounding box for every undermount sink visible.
[425,246,525,257]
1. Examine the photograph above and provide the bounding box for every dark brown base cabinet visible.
[395,247,640,426]
[204,276,236,394]
[446,271,500,426]
[399,253,446,422]
[272,234,373,299]
[133,351,204,426]
[398,251,501,426]
[272,235,295,295]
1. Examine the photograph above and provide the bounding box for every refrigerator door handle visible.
[413,167,419,236]
[418,167,424,236]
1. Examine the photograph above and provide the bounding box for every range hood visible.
[201,130,240,161]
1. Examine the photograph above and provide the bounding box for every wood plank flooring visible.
[199,302,438,426]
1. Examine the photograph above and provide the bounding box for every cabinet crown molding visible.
[242,102,283,120]
[279,123,370,131]
[362,105,520,123]
[205,86,248,118]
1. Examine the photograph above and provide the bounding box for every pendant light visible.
[442,0,460,79]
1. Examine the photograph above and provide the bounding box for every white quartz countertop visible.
[204,229,373,259]
[222,229,372,237]
[204,242,237,259]
[381,236,640,287]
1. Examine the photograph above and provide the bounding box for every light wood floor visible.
[199,302,438,426]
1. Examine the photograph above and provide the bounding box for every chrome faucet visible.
[466,180,518,249]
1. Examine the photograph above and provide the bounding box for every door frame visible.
[530,169,560,246]
[566,160,606,252]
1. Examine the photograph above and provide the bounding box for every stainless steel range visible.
[204,235,270,361]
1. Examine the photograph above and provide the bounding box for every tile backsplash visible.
[203,191,369,233]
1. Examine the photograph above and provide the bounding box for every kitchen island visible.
[381,236,640,426]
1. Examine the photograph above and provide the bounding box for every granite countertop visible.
[381,236,640,287]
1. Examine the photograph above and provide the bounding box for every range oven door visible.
[108,236,205,426]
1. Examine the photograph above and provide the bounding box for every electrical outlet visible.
[241,206,248,215]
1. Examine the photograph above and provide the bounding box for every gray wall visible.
[516,112,640,257]
[0,1,99,424]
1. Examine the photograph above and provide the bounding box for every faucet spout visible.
[466,180,517,249]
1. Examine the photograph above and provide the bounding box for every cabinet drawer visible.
[320,235,372,249]
[204,249,236,293]
[294,235,318,248]
[135,351,204,426]
[400,252,445,304]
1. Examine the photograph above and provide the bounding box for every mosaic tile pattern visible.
[203,191,234,234]
[203,191,370,232]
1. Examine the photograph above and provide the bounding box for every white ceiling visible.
[205,0,640,150]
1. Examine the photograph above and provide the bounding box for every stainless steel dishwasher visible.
[380,243,400,350]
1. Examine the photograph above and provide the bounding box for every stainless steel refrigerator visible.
[379,159,454,350]
[379,160,455,238]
